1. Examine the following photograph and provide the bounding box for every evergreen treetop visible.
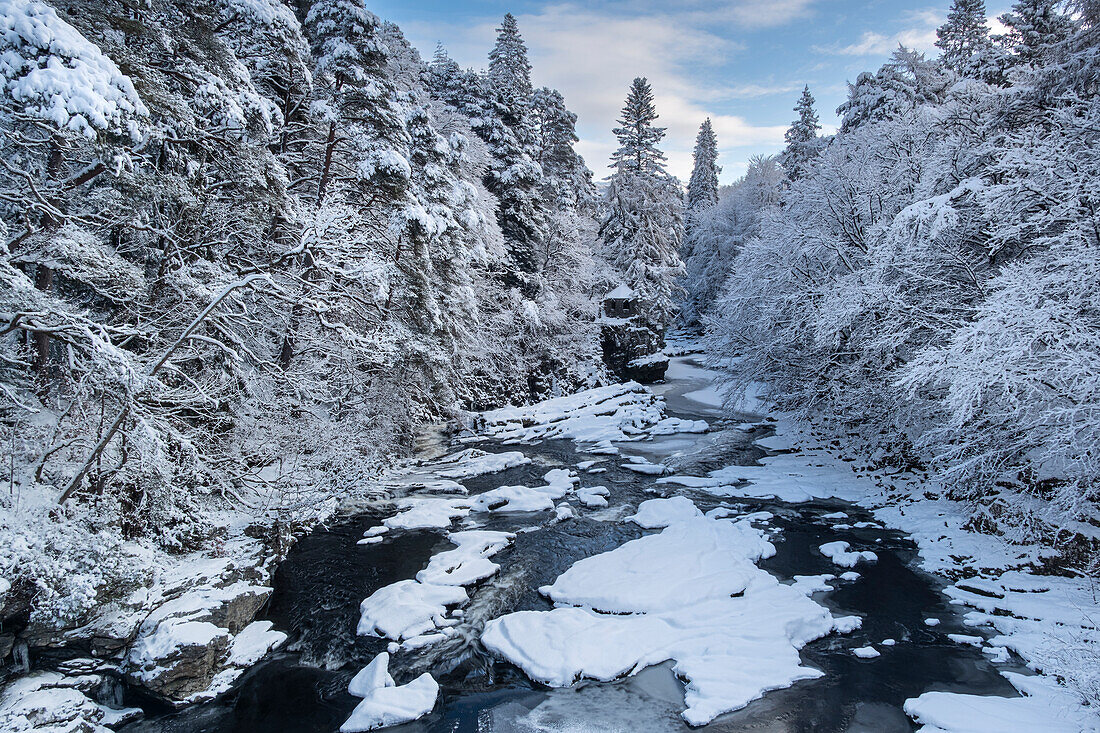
[611,77,668,178]
[687,118,721,213]
[488,13,533,108]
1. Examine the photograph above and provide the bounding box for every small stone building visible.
[598,285,669,383]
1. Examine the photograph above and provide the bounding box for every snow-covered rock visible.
[818,541,878,568]
[357,581,468,641]
[415,531,514,587]
[627,496,703,528]
[342,653,438,732]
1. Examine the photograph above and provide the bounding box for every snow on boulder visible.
[341,653,438,732]
[432,449,530,479]
[348,653,395,697]
[819,541,878,568]
[469,469,576,513]
[357,581,467,641]
[627,496,703,528]
[415,531,514,587]
[575,486,609,508]
[383,497,471,530]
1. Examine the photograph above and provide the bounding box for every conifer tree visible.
[687,118,721,214]
[488,13,533,115]
[1000,0,1071,66]
[532,86,595,209]
[936,0,995,77]
[780,86,821,180]
[611,77,668,176]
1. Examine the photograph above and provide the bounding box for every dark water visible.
[123,357,1022,733]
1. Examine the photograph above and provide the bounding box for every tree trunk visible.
[32,265,53,382]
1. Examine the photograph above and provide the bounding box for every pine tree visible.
[936,0,995,77]
[611,77,668,177]
[687,118,721,214]
[1000,0,1071,66]
[488,13,533,114]
[780,86,821,180]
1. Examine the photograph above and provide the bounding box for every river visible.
[122,353,1021,732]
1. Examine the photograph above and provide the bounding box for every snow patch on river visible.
[481,500,855,726]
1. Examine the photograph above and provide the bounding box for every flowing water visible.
[123,356,1023,733]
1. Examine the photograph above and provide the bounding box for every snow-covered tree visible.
[936,0,996,77]
[681,155,781,324]
[610,77,668,177]
[999,0,1072,66]
[686,118,721,215]
[779,86,822,180]
[837,47,949,132]
[601,78,683,330]
[488,13,533,117]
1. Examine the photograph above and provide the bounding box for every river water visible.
[123,355,1021,732]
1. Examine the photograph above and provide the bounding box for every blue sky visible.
[368,0,1010,184]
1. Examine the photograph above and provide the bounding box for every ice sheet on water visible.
[904,672,1100,732]
[483,501,855,726]
[474,382,704,448]
[540,515,773,614]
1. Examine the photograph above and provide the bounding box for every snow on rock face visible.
[342,653,438,732]
[0,670,141,733]
[227,621,287,667]
[904,672,1100,732]
[415,531,514,587]
[122,581,275,702]
[483,503,852,726]
[818,541,878,568]
[357,581,468,641]
[474,382,702,447]
[627,496,703,529]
